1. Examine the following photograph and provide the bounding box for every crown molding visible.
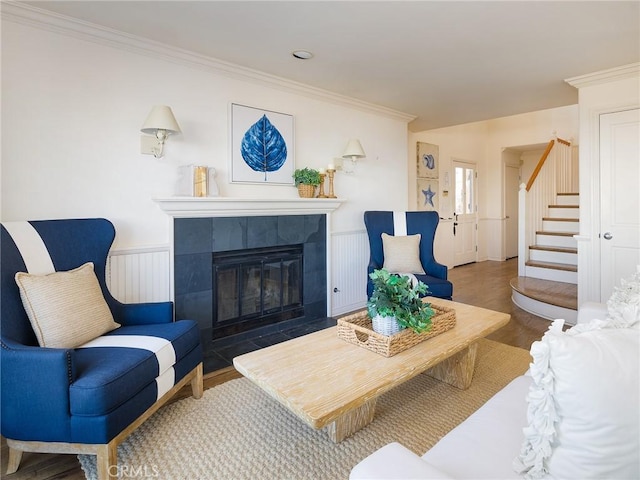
[1,2,415,124]
[565,63,640,89]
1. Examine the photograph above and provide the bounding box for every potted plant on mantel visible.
[293,167,322,198]
[367,268,435,336]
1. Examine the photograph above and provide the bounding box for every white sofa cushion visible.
[515,319,640,479]
[349,376,534,480]
[421,374,533,479]
[350,442,454,479]
[576,301,608,325]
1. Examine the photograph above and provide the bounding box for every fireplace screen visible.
[212,245,304,339]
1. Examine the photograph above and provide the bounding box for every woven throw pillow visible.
[15,262,120,348]
[381,233,425,274]
[514,319,639,479]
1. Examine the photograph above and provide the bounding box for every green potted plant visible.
[367,268,435,335]
[293,167,321,198]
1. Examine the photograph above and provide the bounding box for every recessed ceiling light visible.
[292,50,314,60]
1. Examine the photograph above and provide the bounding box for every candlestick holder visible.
[317,173,327,198]
[326,169,337,198]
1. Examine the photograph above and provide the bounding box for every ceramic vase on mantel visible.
[371,314,404,336]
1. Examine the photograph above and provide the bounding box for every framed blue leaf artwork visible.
[231,103,294,184]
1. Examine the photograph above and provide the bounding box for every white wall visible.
[10,7,630,317]
[410,105,579,267]
[519,149,545,187]
[409,122,489,268]
[1,10,411,250]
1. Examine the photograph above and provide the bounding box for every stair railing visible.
[518,138,574,276]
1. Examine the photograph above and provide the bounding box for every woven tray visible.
[337,303,456,357]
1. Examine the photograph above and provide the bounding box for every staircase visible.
[525,193,578,284]
[512,139,579,323]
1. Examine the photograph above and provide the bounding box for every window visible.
[455,166,474,214]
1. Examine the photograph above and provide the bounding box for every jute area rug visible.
[79,339,531,480]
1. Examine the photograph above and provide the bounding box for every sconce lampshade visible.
[342,139,366,159]
[141,106,181,136]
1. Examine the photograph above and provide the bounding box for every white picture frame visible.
[230,103,295,185]
[417,141,439,179]
[417,178,439,212]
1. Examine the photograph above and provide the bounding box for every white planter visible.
[371,314,404,336]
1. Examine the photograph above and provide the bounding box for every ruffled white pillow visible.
[607,268,640,328]
[514,317,640,479]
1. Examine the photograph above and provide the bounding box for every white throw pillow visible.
[514,319,640,479]
[15,262,120,348]
[607,267,640,328]
[381,233,425,274]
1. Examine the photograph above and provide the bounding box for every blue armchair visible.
[364,211,453,300]
[1,218,203,479]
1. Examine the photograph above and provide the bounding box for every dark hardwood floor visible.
[449,258,553,350]
[1,258,551,480]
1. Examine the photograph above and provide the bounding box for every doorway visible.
[453,160,477,266]
[501,144,547,263]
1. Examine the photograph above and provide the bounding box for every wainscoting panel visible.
[108,236,367,318]
[107,246,171,303]
[331,230,369,316]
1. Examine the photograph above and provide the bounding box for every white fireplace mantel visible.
[153,196,345,217]
[155,196,344,316]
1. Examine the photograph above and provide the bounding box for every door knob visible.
[603,232,613,240]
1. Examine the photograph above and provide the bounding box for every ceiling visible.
[24,1,640,131]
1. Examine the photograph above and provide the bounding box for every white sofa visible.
[350,301,640,479]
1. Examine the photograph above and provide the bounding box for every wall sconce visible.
[140,106,181,158]
[341,139,366,173]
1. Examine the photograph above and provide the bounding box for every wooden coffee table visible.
[233,298,509,443]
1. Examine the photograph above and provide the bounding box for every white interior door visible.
[453,161,477,266]
[600,108,640,300]
[505,165,520,259]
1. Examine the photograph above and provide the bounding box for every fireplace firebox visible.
[212,245,304,339]
[174,214,327,345]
